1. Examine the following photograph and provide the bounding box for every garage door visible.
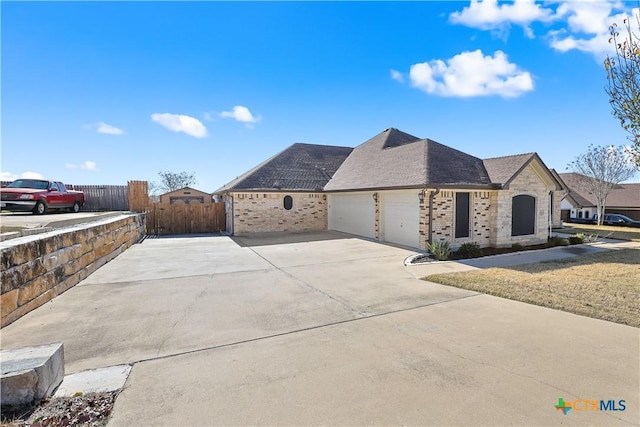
[328,193,375,238]
[381,191,419,248]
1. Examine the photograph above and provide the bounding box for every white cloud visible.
[96,122,124,135]
[220,105,260,123]
[151,113,208,138]
[65,161,97,171]
[450,0,554,38]
[1,171,45,181]
[450,0,631,59]
[82,161,97,171]
[408,50,533,98]
[390,69,404,83]
[549,2,629,59]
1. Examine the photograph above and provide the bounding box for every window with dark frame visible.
[455,192,470,238]
[283,195,293,210]
[511,195,536,236]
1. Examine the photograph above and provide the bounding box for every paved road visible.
[1,232,637,426]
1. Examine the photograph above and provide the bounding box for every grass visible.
[424,248,640,328]
[0,226,25,233]
[560,223,640,242]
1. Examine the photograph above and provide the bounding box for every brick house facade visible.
[216,128,564,250]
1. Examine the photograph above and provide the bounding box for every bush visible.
[547,236,569,247]
[426,240,451,261]
[568,233,585,245]
[457,242,483,258]
[511,243,526,251]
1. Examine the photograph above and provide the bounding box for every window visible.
[49,182,59,191]
[455,192,470,238]
[512,195,536,236]
[283,195,293,210]
[584,210,589,218]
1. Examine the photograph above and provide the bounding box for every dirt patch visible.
[423,248,640,327]
[1,391,118,427]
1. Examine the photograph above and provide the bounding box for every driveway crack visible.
[245,246,368,317]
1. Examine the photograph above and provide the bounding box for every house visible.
[215,128,565,250]
[559,172,640,221]
[159,187,213,204]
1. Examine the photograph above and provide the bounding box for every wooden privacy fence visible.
[146,202,226,235]
[67,184,129,211]
[128,180,150,213]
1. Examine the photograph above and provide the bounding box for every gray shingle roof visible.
[559,172,640,208]
[324,128,493,191]
[216,128,560,194]
[482,153,536,186]
[214,143,353,192]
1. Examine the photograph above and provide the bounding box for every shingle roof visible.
[214,143,353,192]
[482,153,536,186]
[216,128,561,194]
[559,172,640,208]
[324,128,493,191]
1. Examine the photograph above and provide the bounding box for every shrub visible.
[426,240,451,261]
[457,242,483,258]
[547,236,569,247]
[568,233,585,245]
[585,233,599,243]
[511,243,526,251]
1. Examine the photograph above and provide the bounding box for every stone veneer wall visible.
[232,192,327,235]
[1,214,145,327]
[490,163,552,247]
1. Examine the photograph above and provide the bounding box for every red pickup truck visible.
[1,179,85,215]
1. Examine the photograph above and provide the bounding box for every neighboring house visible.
[559,172,640,221]
[215,128,564,250]
[159,187,213,204]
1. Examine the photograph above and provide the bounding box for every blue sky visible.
[2,1,638,191]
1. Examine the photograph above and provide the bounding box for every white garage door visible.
[381,191,420,248]
[328,193,375,239]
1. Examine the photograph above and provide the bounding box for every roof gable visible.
[324,128,493,191]
[483,153,562,190]
[559,172,640,208]
[159,186,211,198]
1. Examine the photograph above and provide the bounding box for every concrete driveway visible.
[0,232,637,426]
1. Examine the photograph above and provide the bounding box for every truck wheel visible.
[72,201,81,213]
[33,201,47,215]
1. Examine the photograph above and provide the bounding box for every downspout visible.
[428,188,440,244]
[548,190,553,238]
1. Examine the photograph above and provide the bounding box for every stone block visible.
[1,290,19,318]
[0,343,64,406]
[0,369,38,406]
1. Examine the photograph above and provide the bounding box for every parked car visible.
[594,214,640,228]
[0,179,85,215]
[566,216,596,225]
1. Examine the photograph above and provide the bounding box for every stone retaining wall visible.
[1,214,145,327]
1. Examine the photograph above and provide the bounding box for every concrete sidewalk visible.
[0,233,637,426]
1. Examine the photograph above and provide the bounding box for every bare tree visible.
[605,12,640,168]
[567,145,636,225]
[152,171,197,194]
